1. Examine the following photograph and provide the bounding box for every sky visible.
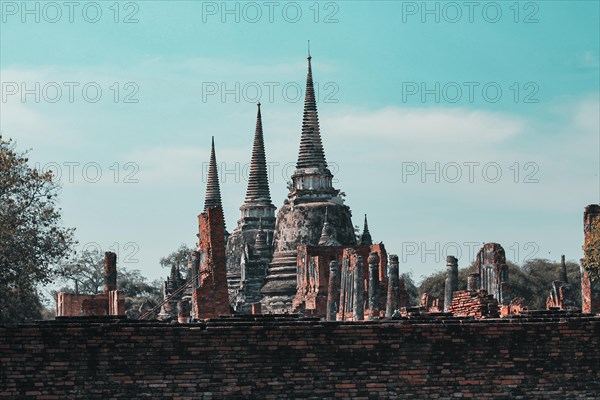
[1,0,599,286]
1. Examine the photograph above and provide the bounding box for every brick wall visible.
[1,314,599,399]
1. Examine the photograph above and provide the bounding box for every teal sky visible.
[1,1,599,285]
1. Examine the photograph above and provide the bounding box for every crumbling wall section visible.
[448,290,500,318]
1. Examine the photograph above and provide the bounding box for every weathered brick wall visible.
[1,315,599,399]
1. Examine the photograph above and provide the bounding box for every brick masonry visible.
[1,314,599,399]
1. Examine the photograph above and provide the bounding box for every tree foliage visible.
[401,273,419,307]
[56,248,104,295]
[0,136,75,322]
[160,243,193,271]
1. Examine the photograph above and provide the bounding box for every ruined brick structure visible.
[582,204,600,314]
[420,293,443,312]
[56,252,125,317]
[476,242,510,305]
[194,205,230,318]
[448,290,500,318]
[292,243,389,319]
[333,244,390,321]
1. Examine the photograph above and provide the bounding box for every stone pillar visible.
[103,252,117,294]
[353,256,365,321]
[367,252,380,320]
[326,260,340,321]
[190,251,200,289]
[177,299,191,323]
[444,256,458,312]
[386,254,400,318]
[467,273,480,292]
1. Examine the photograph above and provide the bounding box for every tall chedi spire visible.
[289,49,336,198]
[239,102,276,222]
[203,137,225,230]
[244,102,272,205]
[296,51,327,170]
[204,136,222,210]
[225,103,276,312]
[261,47,357,314]
[360,215,373,246]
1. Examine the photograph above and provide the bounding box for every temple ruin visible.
[56,252,125,317]
[149,51,600,323]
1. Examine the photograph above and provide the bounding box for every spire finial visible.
[244,102,272,204]
[204,136,223,212]
[295,47,327,171]
[307,40,311,59]
[319,206,339,246]
[360,214,372,246]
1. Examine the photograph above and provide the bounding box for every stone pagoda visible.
[225,103,276,308]
[260,52,357,313]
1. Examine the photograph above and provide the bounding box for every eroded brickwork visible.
[194,206,230,319]
[582,204,600,314]
[476,243,510,305]
[448,290,500,318]
[1,315,599,399]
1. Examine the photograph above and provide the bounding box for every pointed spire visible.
[244,102,272,204]
[559,254,568,283]
[360,214,373,246]
[204,136,223,211]
[319,207,340,246]
[296,49,328,170]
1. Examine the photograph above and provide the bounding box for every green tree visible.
[160,243,194,272]
[401,273,419,307]
[0,136,75,323]
[118,268,162,312]
[56,248,104,295]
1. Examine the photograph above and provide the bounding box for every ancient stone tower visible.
[193,137,230,319]
[225,103,276,308]
[260,53,357,313]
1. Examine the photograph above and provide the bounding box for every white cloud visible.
[323,106,526,143]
